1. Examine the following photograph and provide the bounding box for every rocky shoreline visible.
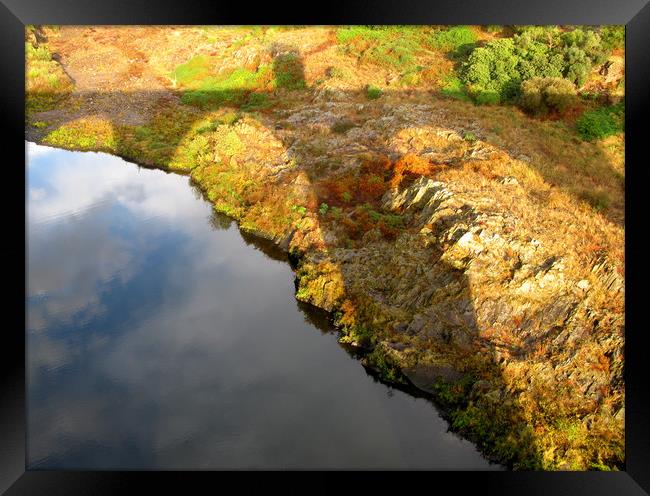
[26,25,625,470]
[26,113,625,469]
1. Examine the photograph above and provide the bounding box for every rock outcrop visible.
[25,25,625,470]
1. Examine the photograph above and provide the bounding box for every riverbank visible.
[25,25,625,470]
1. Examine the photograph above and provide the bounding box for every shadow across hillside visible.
[202,207,537,469]
[26,73,625,227]
[25,46,625,469]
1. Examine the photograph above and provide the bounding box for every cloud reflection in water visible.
[26,142,498,470]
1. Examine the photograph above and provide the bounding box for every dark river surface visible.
[26,141,500,470]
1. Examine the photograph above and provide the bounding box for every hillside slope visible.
[25,25,625,470]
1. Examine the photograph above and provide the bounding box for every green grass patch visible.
[42,119,117,152]
[241,92,272,111]
[428,26,477,58]
[336,26,426,69]
[366,85,382,100]
[26,40,73,113]
[174,57,272,108]
[398,66,425,86]
[171,55,211,86]
[273,53,306,90]
[26,41,53,62]
[575,102,624,141]
[440,74,471,101]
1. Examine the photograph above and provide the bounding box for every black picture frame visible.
[2,0,648,493]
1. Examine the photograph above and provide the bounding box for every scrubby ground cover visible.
[26,25,625,470]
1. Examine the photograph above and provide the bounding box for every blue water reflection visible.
[26,141,499,469]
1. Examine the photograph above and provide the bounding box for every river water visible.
[26,141,499,469]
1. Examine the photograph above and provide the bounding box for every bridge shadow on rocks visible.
[26,46,626,470]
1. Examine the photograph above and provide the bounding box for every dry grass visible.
[25,25,626,471]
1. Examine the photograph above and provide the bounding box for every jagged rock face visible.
[186,98,624,469]
[382,176,621,386]
[291,167,623,468]
[26,25,625,469]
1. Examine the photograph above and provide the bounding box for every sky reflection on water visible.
[26,142,498,469]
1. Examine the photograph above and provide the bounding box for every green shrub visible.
[319,203,329,215]
[241,92,271,111]
[519,77,577,115]
[428,26,477,58]
[366,85,382,100]
[575,102,624,141]
[440,74,472,102]
[561,45,592,86]
[600,26,625,51]
[273,52,306,90]
[462,38,521,103]
[291,205,308,216]
[560,28,607,65]
[512,25,562,44]
[514,39,564,81]
[463,131,477,142]
[365,347,401,381]
[462,26,608,104]
[336,26,423,69]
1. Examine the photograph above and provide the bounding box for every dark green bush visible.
[462,38,520,103]
[575,102,624,141]
[366,85,382,100]
[560,28,607,65]
[561,45,592,86]
[519,77,577,115]
[462,37,567,104]
[599,26,625,51]
[273,53,306,90]
[514,39,564,81]
[462,26,609,104]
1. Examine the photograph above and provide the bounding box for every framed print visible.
[1,0,649,493]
